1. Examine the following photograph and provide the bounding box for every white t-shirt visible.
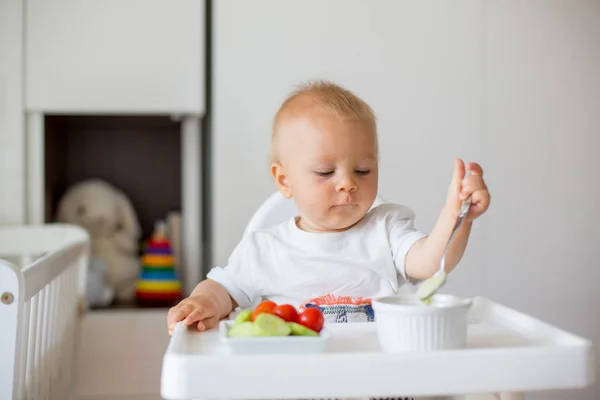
[206,203,428,310]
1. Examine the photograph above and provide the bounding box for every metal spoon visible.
[416,197,471,303]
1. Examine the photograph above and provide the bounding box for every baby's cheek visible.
[305,187,331,207]
[297,196,328,221]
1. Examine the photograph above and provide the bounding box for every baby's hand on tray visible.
[167,295,220,335]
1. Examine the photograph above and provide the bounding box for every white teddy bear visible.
[56,179,141,304]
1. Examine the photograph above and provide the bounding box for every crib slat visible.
[27,292,40,399]
[45,278,58,399]
[16,299,31,399]
[57,271,67,397]
[41,285,48,399]
[63,268,71,397]
[70,264,79,392]
[63,265,77,396]
[41,287,49,400]
[52,277,59,398]
[50,273,64,398]
[52,272,64,398]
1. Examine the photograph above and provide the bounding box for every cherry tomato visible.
[298,307,324,332]
[251,300,277,321]
[273,304,298,323]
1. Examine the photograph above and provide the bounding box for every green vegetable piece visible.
[234,309,253,325]
[288,322,319,336]
[253,313,291,336]
[228,321,257,338]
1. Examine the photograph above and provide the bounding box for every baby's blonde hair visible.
[270,80,377,163]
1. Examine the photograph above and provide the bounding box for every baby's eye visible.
[355,169,371,176]
[315,170,334,177]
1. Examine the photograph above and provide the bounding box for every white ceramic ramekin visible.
[371,294,472,353]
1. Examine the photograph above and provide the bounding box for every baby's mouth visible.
[332,203,357,208]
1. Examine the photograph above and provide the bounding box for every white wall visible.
[482,3,600,399]
[212,1,600,399]
[0,0,25,225]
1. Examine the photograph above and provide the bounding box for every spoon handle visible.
[439,197,471,273]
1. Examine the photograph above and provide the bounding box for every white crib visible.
[0,224,89,400]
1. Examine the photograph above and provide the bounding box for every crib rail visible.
[0,224,89,400]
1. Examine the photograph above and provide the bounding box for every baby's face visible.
[276,114,378,232]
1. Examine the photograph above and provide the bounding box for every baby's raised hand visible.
[167,295,220,335]
[446,158,490,222]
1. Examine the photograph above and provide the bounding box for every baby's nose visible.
[336,176,357,192]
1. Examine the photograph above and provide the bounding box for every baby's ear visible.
[270,162,292,199]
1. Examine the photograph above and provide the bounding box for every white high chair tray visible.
[161,297,594,399]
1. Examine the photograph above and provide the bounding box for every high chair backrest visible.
[243,191,387,236]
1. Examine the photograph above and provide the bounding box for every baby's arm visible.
[166,236,263,335]
[167,279,236,335]
[405,159,490,280]
[405,209,472,280]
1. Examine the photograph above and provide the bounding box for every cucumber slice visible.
[228,321,257,338]
[233,309,253,325]
[288,322,318,336]
[253,313,291,336]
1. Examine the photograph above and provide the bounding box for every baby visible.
[167,80,490,336]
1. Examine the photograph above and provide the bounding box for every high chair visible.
[160,192,594,400]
